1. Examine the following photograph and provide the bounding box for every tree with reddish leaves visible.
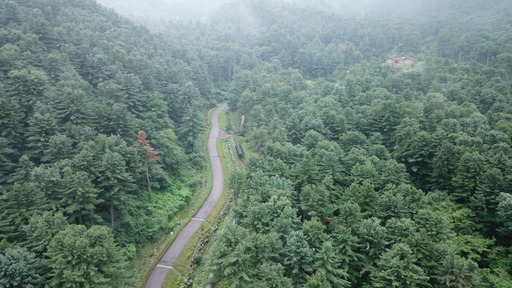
[137,130,160,191]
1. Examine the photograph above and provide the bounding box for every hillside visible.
[0,0,210,286]
[1,0,512,287]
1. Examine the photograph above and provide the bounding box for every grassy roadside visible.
[163,136,234,287]
[218,108,227,131]
[206,138,233,225]
[134,106,217,287]
[229,110,241,133]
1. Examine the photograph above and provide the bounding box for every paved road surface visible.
[145,104,227,288]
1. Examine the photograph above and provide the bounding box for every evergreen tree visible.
[6,68,48,115]
[97,151,135,229]
[282,230,314,285]
[0,97,24,148]
[371,243,431,288]
[44,225,130,288]
[300,184,332,220]
[437,252,481,287]
[23,211,68,254]
[0,183,48,242]
[452,151,486,204]
[41,134,75,163]
[497,193,512,240]
[25,103,60,162]
[60,167,102,225]
[0,138,16,184]
[51,80,92,125]
[0,248,45,288]
[306,241,350,288]
[250,262,293,288]
[151,128,188,175]
[9,155,34,184]
[177,101,204,152]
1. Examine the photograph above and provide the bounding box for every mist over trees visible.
[1,0,512,287]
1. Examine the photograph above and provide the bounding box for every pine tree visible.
[300,184,332,220]
[371,243,431,288]
[0,248,44,287]
[0,183,48,242]
[25,103,60,162]
[437,252,481,287]
[41,134,75,163]
[23,211,68,254]
[306,241,350,288]
[9,155,34,184]
[0,138,16,184]
[282,231,314,285]
[60,167,102,225]
[0,97,24,149]
[177,101,204,152]
[6,68,48,116]
[452,151,486,204]
[97,151,135,229]
[44,225,130,288]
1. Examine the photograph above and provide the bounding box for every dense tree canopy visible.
[187,1,512,287]
[0,0,207,285]
[2,0,512,286]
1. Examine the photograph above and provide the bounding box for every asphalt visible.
[145,103,227,288]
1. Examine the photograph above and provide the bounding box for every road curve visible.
[145,103,227,288]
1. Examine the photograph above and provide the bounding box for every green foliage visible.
[6,68,48,115]
[451,151,486,203]
[0,183,48,242]
[371,243,431,288]
[437,252,481,288]
[300,184,332,220]
[152,128,188,176]
[98,150,136,228]
[177,101,205,152]
[45,225,130,288]
[0,1,207,283]
[308,241,350,288]
[3,0,512,286]
[282,231,314,285]
[228,170,246,206]
[340,180,377,217]
[0,248,45,288]
[497,193,512,240]
[22,211,68,254]
[60,167,102,225]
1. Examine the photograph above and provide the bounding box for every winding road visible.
[145,103,227,288]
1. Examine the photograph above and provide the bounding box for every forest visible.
[1,0,512,287]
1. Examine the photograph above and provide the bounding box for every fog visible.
[96,0,434,22]
[96,0,507,35]
[96,0,234,22]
